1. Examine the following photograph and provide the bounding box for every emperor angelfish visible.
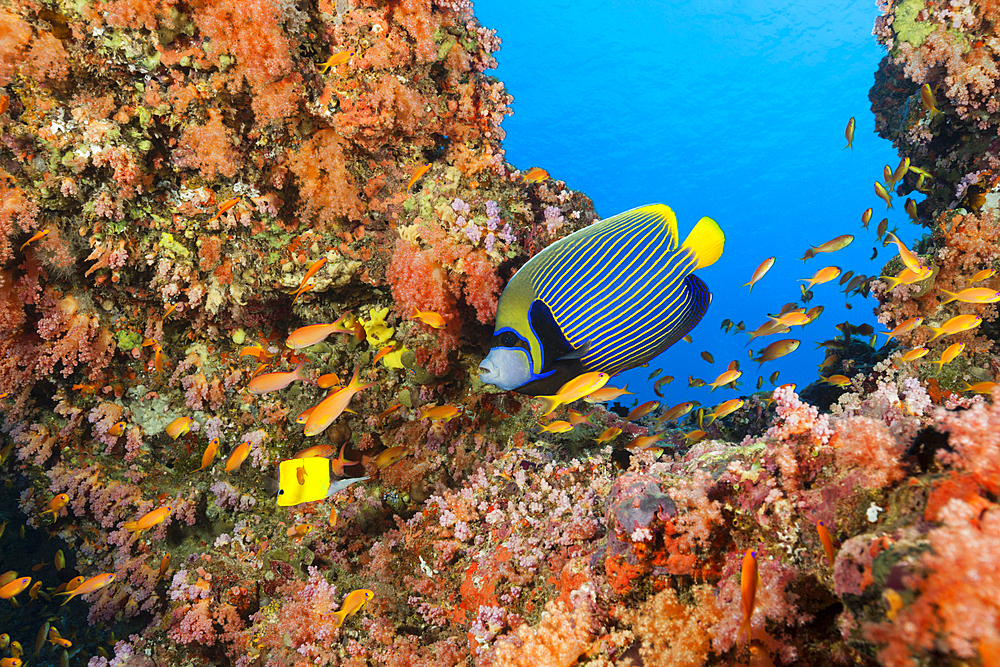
[479,204,724,395]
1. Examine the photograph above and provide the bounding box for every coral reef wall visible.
[1,1,1000,666]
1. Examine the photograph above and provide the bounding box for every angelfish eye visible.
[500,332,517,347]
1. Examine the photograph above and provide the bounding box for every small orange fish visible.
[293,443,334,459]
[626,400,660,421]
[738,550,758,644]
[40,493,69,517]
[328,507,338,528]
[964,381,999,394]
[157,554,171,580]
[843,116,855,149]
[879,316,922,342]
[707,398,743,424]
[1,657,20,667]
[939,287,1000,304]
[861,207,872,229]
[874,181,893,209]
[292,258,328,303]
[652,375,673,398]
[708,369,741,392]
[163,302,177,319]
[821,374,852,387]
[206,196,241,224]
[238,345,273,362]
[594,427,621,444]
[165,416,193,440]
[285,314,354,349]
[896,346,929,363]
[538,371,610,415]
[0,94,7,114]
[27,581,41,600]
[374,446,408,469]
[303,366,375,437]
[921,83,940,116]
[884,233,924,274]
[926,314,982,341]
[247,363,311,395]
[800,235,853,261]
[419,404,463,421]
[318,50,353,74]
[743,257,774,293]
[754,339,800,365]
[904,198,918,222]
[371,343,398,369]
[225,440,251,473]
[19,229,49,252]
[881,265,933,290]
[929,342,965,372]
[54,550,65,571]
[377,402,402,425]
[296,463,308,485]
[538,420,574,434]
[522,167,549,183]
[56,573,115,605]
[582,384,633,403]
[285,524,313,538]
[107,421,126,437]
[411,306,446,329]
[969,268,995,283]
[768,310,810,327]
[0,576,30,599]
[800,266,841,291]
[658,402,695,423]
[325,589,374,627]
[123,505,173,535]
[406,163,431,195]
[330,442,360,477]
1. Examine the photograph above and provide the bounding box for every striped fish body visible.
[479,204,724,395]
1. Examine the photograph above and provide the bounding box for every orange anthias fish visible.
[303,366,375,437]
[658,401,696,423]
[969,268,996,283]
[800,266,841,291]
[768,311,810,327]
[879,316,922,342]
[738,550,759,644]
[583,384,633,403]
[123,505,173,535]
[225,440,251,473]
[411,306,446,329]
[874,181,893,209]
[881,265,933,290]
[419,404,464,422]
[165,416,193,440]
[861,207,872,229]
[800,235,853,261]
[816,521,836,565]
[626,401,660,421]
[754,339,800,365]
[939,287,1000,304]
[40,494,69,517]
[195,438,220,472]
[206,196,241,224]
[708,369,741,392]
[329,442,360,477]
[896,347,929,363]
[57,573,115,605]
[926,314,982,341]
[743,256,775,293]
[746,319,791,343]
[406,163,431,195]
[107,421,126,437]
[821,374,852,387]
[285,316,355,349]
[325,589,374,627]
[843,116,855,150]
[538,420,574,434]
[19,229,49,251]
[964,381,999,394]
[538,371,610,416]
[884,233,924,274]
[522,167,549,183]
[594,427,621,444]
[0,577,31,600]
[707,398,743,424]
[372,343,398,369]
[292,258,327,303]
[247,363,312,395]
[929,342,965,372]
[921,83,941,116]
[286,524,313,539]
[318,50,353,74]
[374,446,408,469]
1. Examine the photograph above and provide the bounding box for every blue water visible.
[477,0,915,417]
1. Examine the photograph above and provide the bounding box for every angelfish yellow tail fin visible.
[681,216,725,270]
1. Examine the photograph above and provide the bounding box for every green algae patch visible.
[115,329,144,353]
[894,0,934,47]
[160,232,191,258]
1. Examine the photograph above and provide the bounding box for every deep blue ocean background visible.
[477,0,914,417]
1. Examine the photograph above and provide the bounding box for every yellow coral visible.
[361,307,406,369]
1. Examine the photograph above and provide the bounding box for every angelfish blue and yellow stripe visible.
[479,204,724,395]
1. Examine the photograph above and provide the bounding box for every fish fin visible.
[537,395,561,416]
[939,290,957,305]
[680,217,725,270]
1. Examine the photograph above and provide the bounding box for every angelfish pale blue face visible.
[479,329,535,391]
